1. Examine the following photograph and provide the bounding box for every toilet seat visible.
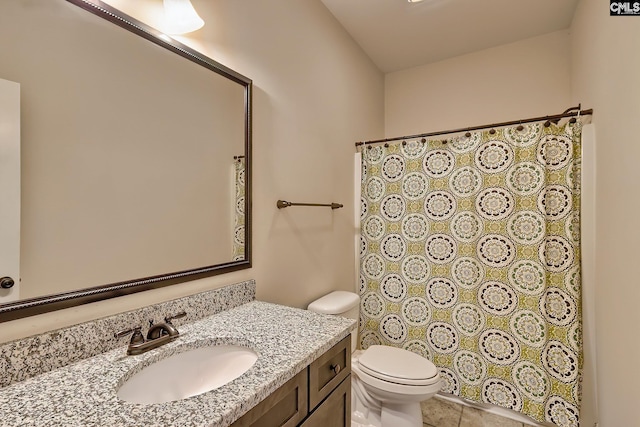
[352,361,442,399]
[358,346,439,386]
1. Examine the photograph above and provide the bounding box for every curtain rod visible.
[355,105,593,147]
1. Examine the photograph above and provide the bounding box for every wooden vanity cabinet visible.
[308,333,350,410]
[299,376,350,427]
[232,335,351,427]
[232,369,308,427]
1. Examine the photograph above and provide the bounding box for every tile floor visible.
[421,397,537,427]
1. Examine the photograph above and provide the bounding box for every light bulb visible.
[163,0,204,35]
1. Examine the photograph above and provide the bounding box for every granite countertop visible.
[0,301,355,426]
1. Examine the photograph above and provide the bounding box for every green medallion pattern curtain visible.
[232,157,245,261]
[358,122,583,427]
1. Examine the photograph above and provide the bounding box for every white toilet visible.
[308,291,442,427]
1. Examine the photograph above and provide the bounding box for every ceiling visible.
[320,0,580,73]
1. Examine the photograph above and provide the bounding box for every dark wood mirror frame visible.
[0,0,252,322]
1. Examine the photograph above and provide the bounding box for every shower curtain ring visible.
[570,108,581,125]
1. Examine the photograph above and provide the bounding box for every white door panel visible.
[0,78,20,302]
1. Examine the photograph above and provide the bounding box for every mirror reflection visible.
[0,0,250,314]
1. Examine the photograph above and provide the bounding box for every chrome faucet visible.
[115,311,186,355]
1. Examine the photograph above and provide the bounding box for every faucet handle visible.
[165,311,186,324]
[114,326,145,345]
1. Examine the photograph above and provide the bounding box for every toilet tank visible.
[308,291,360,352]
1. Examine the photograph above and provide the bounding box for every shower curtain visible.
[358,121,583,427]
[232,157,245,261]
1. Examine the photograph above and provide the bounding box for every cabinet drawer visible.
[300,375,350,427]
[232,369,308,427]
[308,335,351,410]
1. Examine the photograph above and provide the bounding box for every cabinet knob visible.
[330,364,341,375]
[0,277,15,289]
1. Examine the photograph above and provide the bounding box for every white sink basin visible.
[117,345,258,404]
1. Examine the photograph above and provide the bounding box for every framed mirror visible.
[0,0,252,322]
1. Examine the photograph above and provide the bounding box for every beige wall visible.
[0,0,384,342]
[571,0,640,426]
[200,0,385,307]
[385,30,572,137]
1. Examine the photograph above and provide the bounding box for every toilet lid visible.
[358,346,439,386]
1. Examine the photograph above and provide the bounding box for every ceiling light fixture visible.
[163,0,204,35]
[407,0,426,3]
